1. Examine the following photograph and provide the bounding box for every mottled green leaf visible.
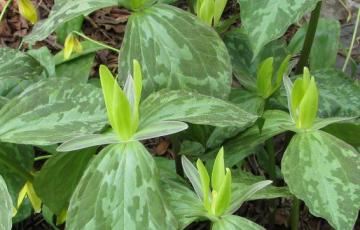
[0,175,12,230]
[119,4,232,99]
[289,18,340,70]
[212,215,265,230]
[223,28,289,90]
[27,47,56,78]
[34,148,94,214]
[238,0,320,56]
[140,90,258,129]
[67,142,177,229]
[0,48,44,98]
[56,53,95,83]
[282,130,360,230]
[207,88,265,149]
[0,78,107,145]
[204,110,292,166]
[24,0,118,44]
[181,156,203,200]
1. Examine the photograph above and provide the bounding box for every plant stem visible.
[295,1,322,74]
[265,138,276,183]
[342,7,360,72]
[290,196,300,230]
[72,31,120,53]
[0,0,14,22]
[34,155,52,161]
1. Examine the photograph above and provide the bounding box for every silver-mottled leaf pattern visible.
[23,0,118,44]
[0,78,107,145]
[238,0,320,56]
[139,90,258,129]
[0,175,12,230]
[119,4,232,99]
[282,130,360,230]
[67,142,177,229]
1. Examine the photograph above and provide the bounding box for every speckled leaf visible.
[0,175,12,230]
[67,142,177,229]
[139,90,258,129]
[289,19,340,70]
[238,0,320,56]
[323,121,360,147]
[206,88,265,149]
[23,0,118,44]
[0,78,107,145]
[282,130,360,230]
[119,4,232,99]
[0,48,44,98]
[56,53,95,83]
[34,148,95,214]
[212,215,265,230]
[223,28,289,90]
[204,110,292,167]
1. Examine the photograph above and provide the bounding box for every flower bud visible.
[18,0,38,24]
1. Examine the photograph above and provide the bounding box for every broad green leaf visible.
[0,175,12,230]
[0,48,44,98]
[99,65,133,140]
[133,121,188,140]
[288,18,340,70]
[211,215,265,230]
[119,4,232,99]
[23,0,118,44]
[181,156,203,200]
[0,143,33,222]
[57,133,119,152]
[223,28,289,91]
[139,90,258,129]
[67,142,177,229]
[323,121,360,147]
[27,47,56,78]
[238,0,321,56]
[56,54,95,83]
[56,16,84,44]
[0,78,107,145]
[207,89,264,149]
[204,110,292,167]
[34,148,94,214]
[256,57,274,98]
[161,177,205,230]
[282,130,360,230]
[157,157,206,229]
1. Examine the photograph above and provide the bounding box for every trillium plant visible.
[0,0,359,229]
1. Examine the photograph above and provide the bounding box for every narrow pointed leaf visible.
[56,133,119,152]
[211,148,225,192]
[282,130,360,230]
[196,159,210,210]
[133,121,188,141]
[181,156,203,200]
[67,142,177,229]
[213,168,231,216]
